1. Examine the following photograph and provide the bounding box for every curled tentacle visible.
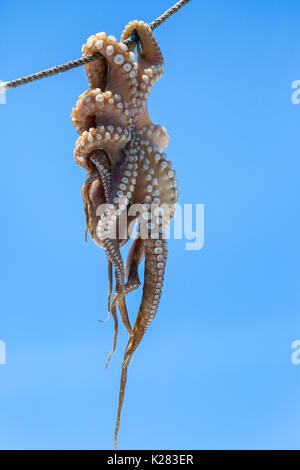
[72,89,131,137]
[74,124,130,170]
[82,32,137,104]
[121,21,164,80]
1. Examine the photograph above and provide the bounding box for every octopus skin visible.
[72,20,178,448]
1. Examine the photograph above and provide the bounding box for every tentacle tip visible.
[105,345,116,369]
[105,356,112,369]
[98,310,111,323]
[98,316,110,324]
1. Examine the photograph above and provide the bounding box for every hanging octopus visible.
[71,20,178,448]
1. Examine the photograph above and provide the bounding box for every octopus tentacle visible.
[81,154,109,240]
[96,239,130,336]
[74,126,130,169]
[121,21,164,77]
[82,33,108,90]
[125,233,144,291]
[83,150,132,338]
[72,91,97,134]
[114,234,168,448]
[108,233,145,338]
[107,260,113,317]
[72,89,131,139]
[131,138,178,213]
[112,136,178,447]
[105,297,118,369]
[121,21,164,123]
[136,124,169,151]
[99,260,113,323]
[82,33,137,104]
[89,151,112,202]
[101,239,125,299]
[87,179,126,316]
[81,182,93,240]
[108,234,144,333]
[93,144,141,336]
[115,296,132,336]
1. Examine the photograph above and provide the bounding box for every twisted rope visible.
[0,0,191,93]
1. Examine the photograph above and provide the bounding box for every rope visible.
[0,0,191,94]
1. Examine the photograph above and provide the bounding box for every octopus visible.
[71,20,178,448]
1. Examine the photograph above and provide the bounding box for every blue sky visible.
[0,0,300,450]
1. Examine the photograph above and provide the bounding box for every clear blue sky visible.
[1,0,300,450]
